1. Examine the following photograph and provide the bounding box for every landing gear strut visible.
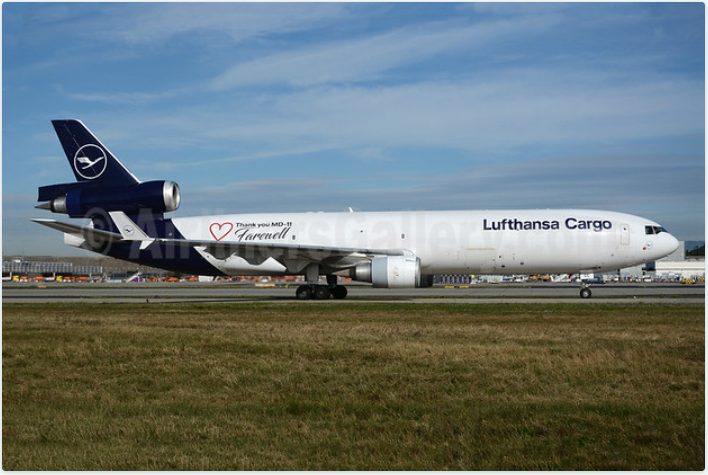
[295,265,348,300]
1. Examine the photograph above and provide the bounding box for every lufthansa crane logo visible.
[73,144,107,180]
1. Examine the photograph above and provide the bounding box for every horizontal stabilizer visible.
[38,181,95,202]
[31,218,124,243]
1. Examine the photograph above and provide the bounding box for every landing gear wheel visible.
[331,285,348,300]
[295,282,347,300]
[580,287,592,299]
[313,285,331,300]
[296,285,312,300]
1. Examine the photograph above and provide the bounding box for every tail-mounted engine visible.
[350,256,434,288]
[37,180,180,218]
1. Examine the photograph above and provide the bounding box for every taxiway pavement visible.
[3,282,704,304]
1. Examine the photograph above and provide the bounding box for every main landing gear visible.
[296,284,348,300]
[296,273,348,300]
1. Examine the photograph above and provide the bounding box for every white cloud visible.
[208,15,561,90]
[66,90,178,104]
[96,3,354,45]
[69,66,702,180]
[196,71,704,159]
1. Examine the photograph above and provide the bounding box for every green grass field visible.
[3,302,704,470]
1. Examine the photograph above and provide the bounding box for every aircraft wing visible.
[159,237,404,258]
[34,215,406,270]
[151,237,405,272]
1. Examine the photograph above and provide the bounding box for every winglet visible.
[108,211,154,250]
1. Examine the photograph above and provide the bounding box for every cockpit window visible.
[645,225,667,235]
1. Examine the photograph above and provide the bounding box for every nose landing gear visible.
[579,286,592,299]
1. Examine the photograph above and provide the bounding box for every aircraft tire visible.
[331,285,348,299]
[580,287,592,299]
[313,285,331,300]
[296,285,312,300]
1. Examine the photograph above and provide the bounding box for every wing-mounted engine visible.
[350,255,434,288]
[37,180,180,218]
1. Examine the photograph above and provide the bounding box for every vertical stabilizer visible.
[51,119,139,186]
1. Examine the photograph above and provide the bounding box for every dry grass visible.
[3,302,704,470]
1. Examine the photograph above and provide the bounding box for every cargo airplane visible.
[34,120,679,299]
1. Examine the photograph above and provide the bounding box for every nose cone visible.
[660,233,680,259]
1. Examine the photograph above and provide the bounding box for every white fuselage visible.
[171,209,679,277]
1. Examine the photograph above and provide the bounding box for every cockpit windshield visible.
[645,225,668,235]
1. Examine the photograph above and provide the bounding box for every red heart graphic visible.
[209,222,233,241]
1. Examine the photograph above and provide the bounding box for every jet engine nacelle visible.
[352,256,434,288]
[40,180,181,218]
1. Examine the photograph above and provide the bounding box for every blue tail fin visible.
[38,120,180,219]
[51,119,139,186]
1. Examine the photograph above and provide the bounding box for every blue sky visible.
[3,2,705,256]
